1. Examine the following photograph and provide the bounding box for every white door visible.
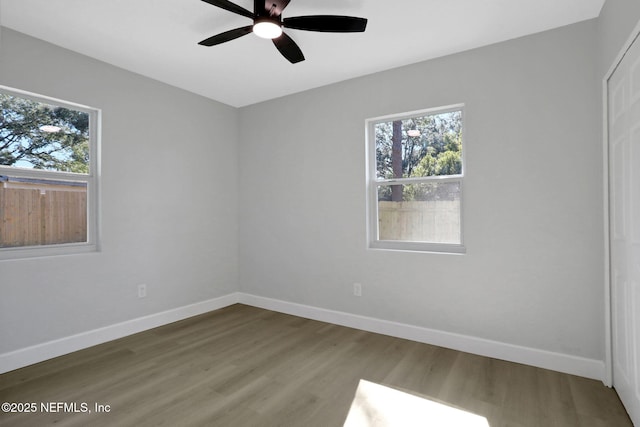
[609,32,640,426]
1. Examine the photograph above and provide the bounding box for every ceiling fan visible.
[198,0,368,64]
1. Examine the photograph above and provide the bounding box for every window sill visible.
[369,241,466,254]
[0,243,99,261]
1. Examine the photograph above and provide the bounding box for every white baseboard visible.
[1,291,605,383]
[237,293,606,382]
[0,293,240,374]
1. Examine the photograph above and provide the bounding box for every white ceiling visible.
[0,0,605,107]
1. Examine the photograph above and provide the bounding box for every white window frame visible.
[365,104,465,254]
[0,85,101,260]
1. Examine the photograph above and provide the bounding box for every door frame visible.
[602,18,640,388]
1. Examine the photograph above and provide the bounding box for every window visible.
[0,86,100,259]
[366,105,464,253]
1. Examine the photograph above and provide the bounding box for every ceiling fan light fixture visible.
[253,19,282,39]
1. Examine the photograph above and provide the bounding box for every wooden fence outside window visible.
[378,200,460,244]
[0,179,87,248]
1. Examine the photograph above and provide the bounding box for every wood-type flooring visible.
[0,304,633,426]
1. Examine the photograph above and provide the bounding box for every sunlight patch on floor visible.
[343,379,490,427]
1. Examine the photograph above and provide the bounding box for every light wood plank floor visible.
[0,304,632,426]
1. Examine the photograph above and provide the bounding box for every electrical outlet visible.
[138,284,147,298]
[353,282,362,297]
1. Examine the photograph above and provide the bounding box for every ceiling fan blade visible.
[265,0,291,16]
[273,32,305,63]
[283,15,368,32]
[198,26,253,46]
[201,0,255,19]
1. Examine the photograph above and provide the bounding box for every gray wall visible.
[598,0,640,77]
[0,28,240,353]
[239,20,603,360]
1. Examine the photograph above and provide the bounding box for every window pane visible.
[374,110,462,180]
[377,181,461,244]
[0,176,87,248]
[0,93,90,173]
